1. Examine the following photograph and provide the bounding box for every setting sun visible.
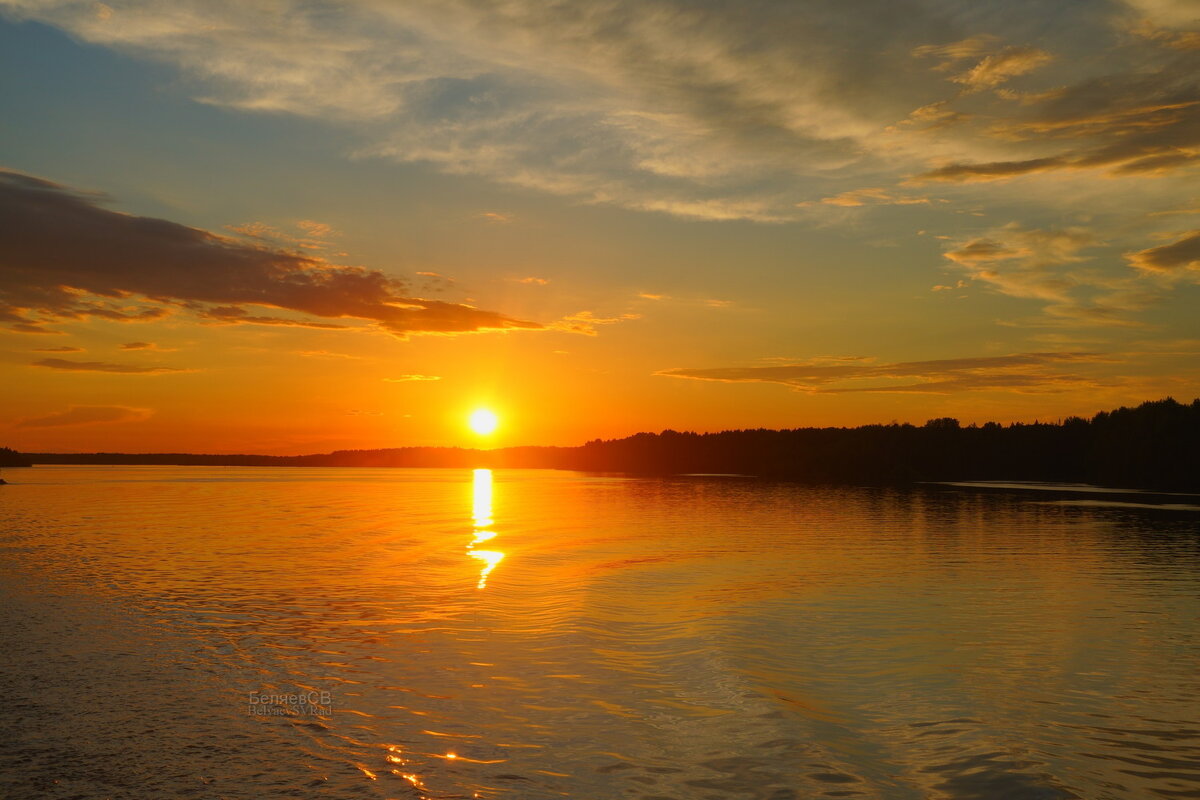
[468,409,499,436]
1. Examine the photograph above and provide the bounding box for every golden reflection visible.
[469,468,504,589]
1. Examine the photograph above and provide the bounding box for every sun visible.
[468,408,499,436]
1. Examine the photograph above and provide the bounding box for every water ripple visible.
[1,466,1197,799]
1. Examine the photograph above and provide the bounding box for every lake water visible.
[1,466,1198,799]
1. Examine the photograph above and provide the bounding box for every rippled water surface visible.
[1,466,1198,799]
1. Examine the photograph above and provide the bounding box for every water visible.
[1,466,1198,800]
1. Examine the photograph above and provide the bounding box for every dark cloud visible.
[9,322,64,334]
[0,170,543,337]
[199,306,351,329]
[1126,230,1200,273]
[119,340,177,352]
[31,358,188,374]
[32,345,84,352]
[915,156,1069,182]
[14,405,150,428]
[659,352,1110,394]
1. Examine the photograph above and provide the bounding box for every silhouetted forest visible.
[0,446,32,467]
[567,397,1200,490]
[7,398,1199,490]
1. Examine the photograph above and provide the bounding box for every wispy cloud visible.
[1126,229,1200,275]
[809,187,930,207]
[659,351,1113,394]
[550,311,641,336]
[1,1,1194,227]
[31,358,189,374]
[297,349,363,360]
[296,219,335,238]
[951,46,1053,93]
[910,60,1200,183]
[941,224,1158,326]
[383,374,440,382]
[14,405,151,428]
[227,219,336,251]
[0,0,1125,222]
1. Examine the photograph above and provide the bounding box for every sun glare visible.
[468,408,499,436]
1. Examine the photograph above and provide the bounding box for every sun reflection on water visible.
[468,468,504,589]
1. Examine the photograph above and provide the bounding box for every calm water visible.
[1,466,1198,800]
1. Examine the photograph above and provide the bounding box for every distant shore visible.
[5,397,1198,492]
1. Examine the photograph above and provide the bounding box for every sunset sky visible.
[2,0,1198,454]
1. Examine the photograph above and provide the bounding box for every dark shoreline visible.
[4,397,1198,493]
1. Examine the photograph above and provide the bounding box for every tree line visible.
[5,398,1197,491]
[564,397,1199,490]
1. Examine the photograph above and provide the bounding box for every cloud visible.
[2,1,1196,224]
[8,322,64,334]
[1131,22,1200,51]
[912,35,999,64]
[940,221,1166,326]
[200,306,351,329]
[940,224,1160,325]
[890,101,973,132]
[943,226,1094,271]
[119,340,175,350]
[0,169,543,337]
[950,46,1053,93]
[227,219,337,253]
[915,156,1070,182]
[914,36,1053,93]
[31,357,188,374]
[14,405,151,428]
[297,349,362,359]
[1120,0,1200,32]
[0,0,1005,222]
[296,219,335,238]
[658,351,1112,394]
[549,311,641,336]
[1126,230,1200,274]
[383,374,440,382]
[32,345,84,352]
[515,276,548,285]
[912,60,1200,183]
[814,187,929,207]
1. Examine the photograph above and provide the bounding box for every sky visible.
[1,0,1198,454]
